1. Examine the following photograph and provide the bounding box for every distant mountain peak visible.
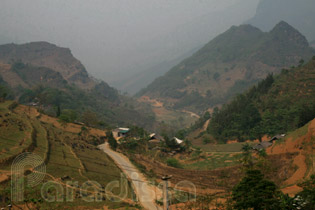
[138,22,315,113]
[246,0,315,41]
[271,21,309,47]
[0,42,95,89]
[271,21,299,33]
[226,24,262,36]
[233,24,262,32]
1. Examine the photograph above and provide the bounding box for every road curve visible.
[98,143,162,210]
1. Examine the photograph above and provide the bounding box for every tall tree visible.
[232,170,280,210]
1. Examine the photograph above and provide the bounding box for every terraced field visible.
[0,101,137,210]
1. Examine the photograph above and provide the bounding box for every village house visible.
[148,133,164,147]
[112,127,130,140]
[253,134,285,151]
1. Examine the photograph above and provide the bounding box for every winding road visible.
[98,143,162,210]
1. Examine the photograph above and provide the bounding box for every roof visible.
[119,130,129,134]
[149,133,164,141]
[113,127,130,134]
[253,141,272,150]
[174,137,183,145]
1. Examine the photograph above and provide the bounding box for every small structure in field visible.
[252,141,273,151]
[149,133,164,141]
[253,134,285,151]
[112,127,130,140]
[148,133,165,147]
[173,137,184,145]
[26,102,39,106]
[270,134,285,142]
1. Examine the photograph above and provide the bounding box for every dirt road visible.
[98,143,162,210]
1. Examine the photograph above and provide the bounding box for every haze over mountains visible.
[138,22,315,113]
[0,0,259,94]
[247,0,315,42]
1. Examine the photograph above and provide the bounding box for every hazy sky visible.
[0,0,259,88]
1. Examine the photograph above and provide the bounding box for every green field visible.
[183,152,242,170]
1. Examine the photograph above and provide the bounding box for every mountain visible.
[311,40,315,49]
[207,57,315,142]
[0,42,95,89]
[137,22,315,113]
[0,42,156,130]
[247,0,315,42]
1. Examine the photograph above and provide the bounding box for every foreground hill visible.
[247,0,315,42]
[137,21,315,113]
[0,42,156,130]
[207,57,315,142]
[0,101,138,209]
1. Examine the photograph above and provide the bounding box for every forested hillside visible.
[138,21,315,113]
[208,57,315,142]
[0,42,156,130]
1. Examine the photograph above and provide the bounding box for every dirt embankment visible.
[266,119,315,195]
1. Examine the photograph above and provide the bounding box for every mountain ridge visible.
[0,42,156,130]
[137,21,315,113]
[246,0,315,42]
[0,42,95,89]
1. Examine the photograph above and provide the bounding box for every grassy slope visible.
[0,101,136,209]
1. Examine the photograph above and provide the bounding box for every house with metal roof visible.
[252,141,273,151]
[112,127,130,140]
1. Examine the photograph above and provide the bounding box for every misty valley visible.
[0,0,315,210]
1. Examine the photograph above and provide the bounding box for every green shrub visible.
[166,158,182,168]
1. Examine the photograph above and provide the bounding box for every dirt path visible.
[202,119,210,132]
[98,143,162,210]
[0,169,10,183]
[65,143,87,179]
[284,153,307,185]
[182,110,200,119]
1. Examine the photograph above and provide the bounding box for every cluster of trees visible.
[16,82,155,130]
[208,63,315,142]
[230,145,315,210]
[231,170,315,210]
[0,75,14,100]
[180,145,315,209]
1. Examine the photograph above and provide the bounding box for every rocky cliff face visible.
[0,42,95,89]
